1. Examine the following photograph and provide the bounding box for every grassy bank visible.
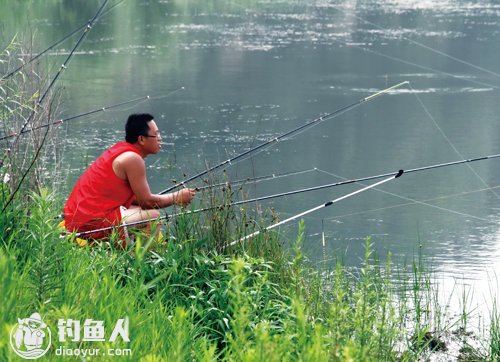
[1,188,498,361]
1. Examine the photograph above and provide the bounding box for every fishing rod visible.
[1,0,111,214]
[158,81,409,195]
[1,1,123,81]
[54,166,315,220]
[8,0,110,150]
[0,87,184,141]
[192,153,500,204]
[230,171,404,246]
[236,152,500,201]
[193,167,318,191]
[71,171,403,238]
[68,152,500,238]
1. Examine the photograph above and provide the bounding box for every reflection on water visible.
[2,0,500,311]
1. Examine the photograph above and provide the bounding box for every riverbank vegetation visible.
[1,187,498,361]
[1,37,499,362]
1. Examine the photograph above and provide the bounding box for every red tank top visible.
[64,142,141,230]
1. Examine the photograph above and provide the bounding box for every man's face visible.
[143,120,162,154]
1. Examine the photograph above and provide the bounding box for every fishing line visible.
[408,83,500,201]
[356,11,496,90]
[8,0,111,151]
[194,167,318,191]
[1,0,124,81]
[334,10,500,89]
[1,0,111,213]
[350,13,500,81]
[323,183,500,222]
[0,87,185,141]
[246,112,275,197]
[157,81,409,195]
[314,182,500,267]
[221,153,500,207]
[229,172,404,246]
[315,168,490,223]
[346,44,500,90]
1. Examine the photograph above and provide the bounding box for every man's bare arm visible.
[117,152,195,209]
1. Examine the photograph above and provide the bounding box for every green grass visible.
[1,187,499,361]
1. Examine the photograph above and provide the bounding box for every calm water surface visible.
[3,0,500,310]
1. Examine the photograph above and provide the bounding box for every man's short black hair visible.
[125,113,155,143]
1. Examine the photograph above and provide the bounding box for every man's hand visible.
[174,188,196,206]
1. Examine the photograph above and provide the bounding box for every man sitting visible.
[64,113,196,246]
